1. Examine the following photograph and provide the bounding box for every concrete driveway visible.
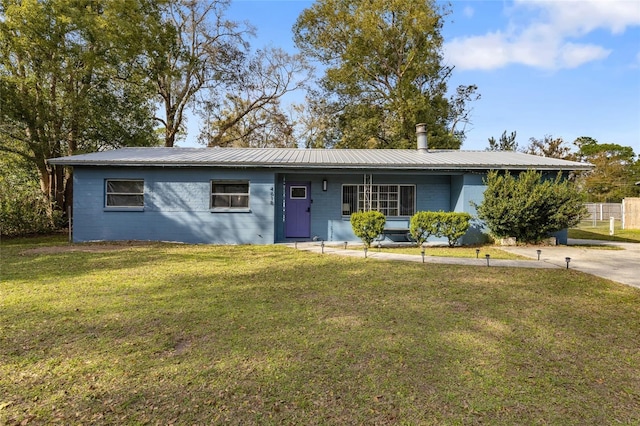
[497,239,640,289]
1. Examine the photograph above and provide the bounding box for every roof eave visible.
[46,160,594,171]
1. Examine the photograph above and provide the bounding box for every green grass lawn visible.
[2,236,639,425]
[345,244,527,260]
[569,222,640,243]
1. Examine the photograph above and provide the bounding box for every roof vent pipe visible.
[416,123,428,152]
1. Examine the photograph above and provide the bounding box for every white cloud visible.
[463,6,474,18]
[518,0,640,35]
[445,31,611,71]
[445,32,510,70]
[444,0,640,70]
[558,42,611,68]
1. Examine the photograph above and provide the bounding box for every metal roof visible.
[47,147,593,171]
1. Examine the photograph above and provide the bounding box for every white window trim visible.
[289,185,308,200]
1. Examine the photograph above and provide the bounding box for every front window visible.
[105,179,144,207]
[342,184,415,216]
[211,180,249,210]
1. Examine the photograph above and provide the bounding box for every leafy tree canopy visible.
[487,131,517,151]
[524,135,573,159]
[0,0,163,212]
[573,137,639,202]
[293,0,479,149]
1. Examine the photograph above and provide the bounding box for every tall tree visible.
[200,47,312,148]
[573,137,639,202]
[293,0,478,149]
[152,0,312,148]
[203,98,297,148]
[524,135,573,159]
[152,0,250,147]
[487,130,518,151]
[296,93,342,149]
[0,0,161,213]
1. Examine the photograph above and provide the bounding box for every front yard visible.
[570,222,640,242]
[1,236,639,424]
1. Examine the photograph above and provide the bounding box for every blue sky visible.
[184,0,640,152]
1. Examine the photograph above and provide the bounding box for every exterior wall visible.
[72,167,276,244]
[273,171,492,245]
[71,165,572,246]
[276,171,453,243]
[451,174,488,244]
[551,229,568,245]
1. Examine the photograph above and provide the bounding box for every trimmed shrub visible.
[350,211,386,248]
[411,211,472,247]
[439,212,472,247]
[409,211,440,247]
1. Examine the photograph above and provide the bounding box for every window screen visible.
[211,181,249,209]
[106,180,144,207]
[342,184,415,217]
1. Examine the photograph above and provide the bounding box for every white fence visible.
[583,203,622,221]
[580,202,640,230]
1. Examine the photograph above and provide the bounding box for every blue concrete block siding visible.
[73,167,275,244]
[72,167,494,245]
[278,172,455,243]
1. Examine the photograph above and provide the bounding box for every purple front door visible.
[285,182,311,238]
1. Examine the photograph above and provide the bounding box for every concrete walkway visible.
[288,239,640,289]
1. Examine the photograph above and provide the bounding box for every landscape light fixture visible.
[377,242,381,252]
[485,253,490,267]
[294,241,297,249]
[537,249,542,261]
[322,179,328,191]
[344,241,348,250]
[321,241,325,254]
[421,247,426,263]
[565,257,571,269]
[475,248,480,258]
[364,246,368,258]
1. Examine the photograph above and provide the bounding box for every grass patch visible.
[569,223,640,243]
[2,236,639,424]
[345,244,527,260]
[569,244,623,250]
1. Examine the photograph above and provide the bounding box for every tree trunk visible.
[165,101,176,147]
[64,170,73,218]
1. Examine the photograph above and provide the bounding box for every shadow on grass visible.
[569,229,639,243]
[3,243,640,424]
